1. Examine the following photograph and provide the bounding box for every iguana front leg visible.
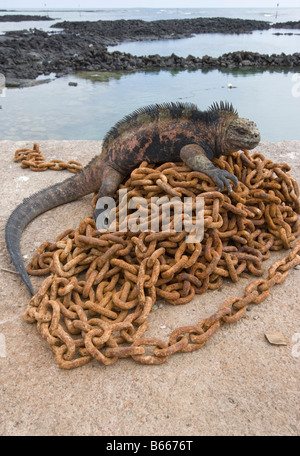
[180,144,238,193]
[94,165,123,228]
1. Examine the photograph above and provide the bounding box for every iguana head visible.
[209,102,260,155]
[224,117,261,153]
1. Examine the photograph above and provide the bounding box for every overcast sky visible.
[1,1,299,9]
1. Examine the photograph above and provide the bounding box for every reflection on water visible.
[108,29,300,59]
[0,67,299,142]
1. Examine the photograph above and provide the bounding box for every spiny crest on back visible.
[208,101,238,116]
[103,101,238,148]
[103,102,211,147]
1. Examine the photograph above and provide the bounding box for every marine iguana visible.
[5,101,260,295]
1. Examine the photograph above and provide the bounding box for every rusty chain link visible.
[19,146,300,369]
[14,143,83,173]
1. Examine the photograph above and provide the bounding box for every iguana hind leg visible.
[94,165,123,229]
[180,144,238,193]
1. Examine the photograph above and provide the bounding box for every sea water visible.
[1,68,299,142]
[1,7,300,30]
[0,8,299,141]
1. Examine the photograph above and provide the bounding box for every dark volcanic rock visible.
[272,21,300,29]
[52,17,271,45]
[0,14,54,22]
[0,17,299,84]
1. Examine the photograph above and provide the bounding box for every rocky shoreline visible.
[52,17,272,44]
[0,17,300,86]
[272,20,300,29]
[0,14,54,22]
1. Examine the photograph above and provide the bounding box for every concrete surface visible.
[0,140,299,436]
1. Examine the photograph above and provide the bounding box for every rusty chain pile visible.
[22,148,300,369]
[14,143,83,173]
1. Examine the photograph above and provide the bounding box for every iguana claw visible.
[206,169,238,194]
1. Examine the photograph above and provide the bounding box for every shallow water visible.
[108,29,300,59]
[0,8,299,142]
[1,67,299,142]
[1,7,300,29]
[1,7,300,35]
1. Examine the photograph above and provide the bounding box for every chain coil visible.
[14,143,83,173]
[21,146,300,369]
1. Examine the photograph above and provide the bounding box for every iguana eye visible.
[237,129,247,135]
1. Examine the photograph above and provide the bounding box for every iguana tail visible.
[5,156,104,295]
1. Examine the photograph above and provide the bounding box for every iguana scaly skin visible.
[5,101,260,295]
